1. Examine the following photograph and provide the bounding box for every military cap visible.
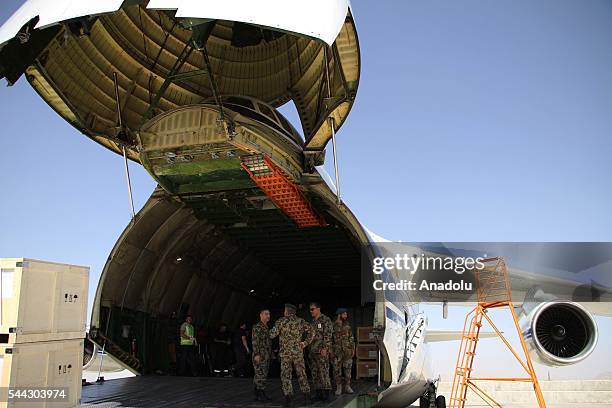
[285,303,297,312]
[335,307,348,314]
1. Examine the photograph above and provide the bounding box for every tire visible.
[436,395,446,408]
[419,396,429,408]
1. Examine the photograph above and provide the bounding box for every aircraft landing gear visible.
[419,381,446,408]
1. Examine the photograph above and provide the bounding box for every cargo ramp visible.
[81,376,377,408]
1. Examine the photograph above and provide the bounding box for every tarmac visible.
[436,380,612,407]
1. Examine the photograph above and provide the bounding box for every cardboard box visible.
[357,326,375,343]
[356,343,378,360]
[356,360,378,379]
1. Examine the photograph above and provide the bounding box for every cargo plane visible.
[1,1,610,407]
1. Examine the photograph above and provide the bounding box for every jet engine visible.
[522,301,598,366]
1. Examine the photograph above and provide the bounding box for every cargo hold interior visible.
[90,187,373,374]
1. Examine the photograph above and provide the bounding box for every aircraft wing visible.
[414,243,612,317]
[425,330,497,343]
[365,241,612,316]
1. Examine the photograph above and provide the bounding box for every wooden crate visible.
[356,343,378,361]
[0,338,83,407]
[357,326,375,343]
[356,360,378,379]
[0,258,89,343]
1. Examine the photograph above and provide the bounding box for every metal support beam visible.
[196,43,234,138]
[189,21,225,122]
[139,21,216,128]
[168,68,208,82]
[113,72,136,220]
[122,146,136,220]
[140,44,194,125]
[330,117,341,205]
[324,46,342,205]
[198,46,225,120]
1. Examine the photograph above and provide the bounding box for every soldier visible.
[270,303,314,407]
[308,302,333,401]
[252,308,272,401]
[332,308,355,396]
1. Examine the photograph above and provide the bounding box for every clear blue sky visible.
[1,0,612,379]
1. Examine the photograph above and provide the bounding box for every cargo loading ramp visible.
[81,376,375,408]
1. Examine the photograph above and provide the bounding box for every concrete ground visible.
[436,380,612,407]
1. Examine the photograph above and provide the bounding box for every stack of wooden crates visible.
[356,326,378,380]
[0,258,89,408]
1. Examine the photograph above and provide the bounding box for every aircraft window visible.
[225,96,254,110]
[257,103,278,122]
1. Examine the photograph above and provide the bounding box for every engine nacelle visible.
[522,301,598,366]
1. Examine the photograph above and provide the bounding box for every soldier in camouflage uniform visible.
[270,303,314,407]
[252,308,272,401]
[308,302,333,401]
[332,308,355,395]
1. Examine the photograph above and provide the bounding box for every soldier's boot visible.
[335,381,343,396]
[254,388,261,401]
[260,390,272,402]
[283,395,292,407]
[344,380,354,394]
[303,392,312,405]
[321,389,330,401]
[311,390,321,401]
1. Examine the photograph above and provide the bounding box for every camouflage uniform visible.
[270,315,314,396]
[332,320,354,386]
[309,314,333,391]
[252,321,272,390]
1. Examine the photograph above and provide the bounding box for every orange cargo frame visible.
[240,155,327,228]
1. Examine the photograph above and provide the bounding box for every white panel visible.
[148,0,350,45]
[36,0,124,28]
[0,0,47,46]
[0,0,123,46]
[147,0,187,10]
[1,0,349,47]
[0,269,14,300]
